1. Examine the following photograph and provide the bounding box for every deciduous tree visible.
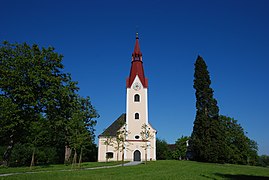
[220,115,258,165]
[156,138,169,160]
[0,41,99,166]
[140,123,153,164]
[0,42,67,165]
[175,136,189,160]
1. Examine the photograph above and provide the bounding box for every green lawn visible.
[0,161,121,174]
[1,160,269,180]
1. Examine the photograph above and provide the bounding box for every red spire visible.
[126,33,148,88]
[132,32,142,61]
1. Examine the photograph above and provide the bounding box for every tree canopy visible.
[0,41,99,166]
[156,138,170,160]
[175,136,189,160]
[220,115,258,165]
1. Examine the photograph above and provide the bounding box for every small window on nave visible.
[106,152,113,159]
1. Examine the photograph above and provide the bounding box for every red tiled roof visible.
[126,34,148,88]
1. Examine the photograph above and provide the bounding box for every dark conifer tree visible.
[190,55,226,163]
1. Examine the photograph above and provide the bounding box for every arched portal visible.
[133,150,141,161]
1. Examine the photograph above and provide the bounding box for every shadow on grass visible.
[214,173,269,180]
[39,164,51,168]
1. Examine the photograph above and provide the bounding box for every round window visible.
[135,135,139,139]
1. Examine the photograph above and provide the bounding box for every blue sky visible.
[1,0,269,155]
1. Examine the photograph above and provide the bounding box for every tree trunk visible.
[105,144,108,163]
[78,148,83,168]
[65,145,71,164]
[72,149,77,168]
[30,148,35,169]
[145,142,147,164]
[3,134,14,166]
[145,149,147,164]
[121,144,124,166]
[117,150,119,162]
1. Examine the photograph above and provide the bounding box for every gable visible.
[99,113,126,137]
[148,123,157,132]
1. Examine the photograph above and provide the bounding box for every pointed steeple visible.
[132,32,142,61]
[127,33,148,88]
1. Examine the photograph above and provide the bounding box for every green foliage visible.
[175,136,189,160]
[258,155,269,167]
[156,138,170,160]
[156,136,190,160]
[9,143,32,167]
[0,146,6,162]
[220,115,258,165]
[0,41,99,166]
[82,143,98,162]
[36,147,58,165]
[67,96,99,166]
[190,55,226,163]
[190,56,259,165]
[8,145,58,167]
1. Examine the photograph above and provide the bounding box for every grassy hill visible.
[1,160,269,179]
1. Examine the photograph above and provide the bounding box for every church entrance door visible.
[133,150,141,161]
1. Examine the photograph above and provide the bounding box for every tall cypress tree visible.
[190,55,226,163]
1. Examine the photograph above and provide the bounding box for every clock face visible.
[133,82,141,91]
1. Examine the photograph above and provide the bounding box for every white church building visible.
[98,34,156,162]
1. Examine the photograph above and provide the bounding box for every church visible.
[98,34,156,162]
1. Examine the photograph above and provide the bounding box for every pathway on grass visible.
[123,161,142,166]
[0,161,143,177]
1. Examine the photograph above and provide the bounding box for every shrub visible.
[9,143,32,167]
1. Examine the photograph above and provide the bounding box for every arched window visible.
[135,113,139,120]
[134,94,140,102]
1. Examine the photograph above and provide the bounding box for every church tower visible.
[98,33,156,162]
[125,33,156,161]
[126,33,148,136]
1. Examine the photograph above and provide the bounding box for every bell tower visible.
[124,33,156,161]
[126,33,149,139]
